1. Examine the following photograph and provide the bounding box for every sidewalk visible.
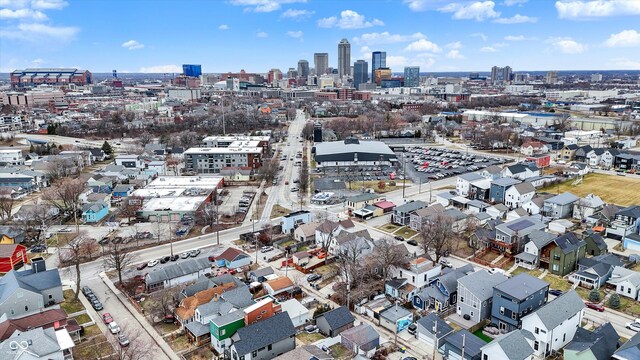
[99,273,179,360]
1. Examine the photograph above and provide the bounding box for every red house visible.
[0,244,28,273]
[526,154,551,168]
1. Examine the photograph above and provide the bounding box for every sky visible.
[0,0,639,74]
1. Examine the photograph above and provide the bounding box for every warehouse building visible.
[314,138,397,168]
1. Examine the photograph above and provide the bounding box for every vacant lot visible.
[540,173,640,206]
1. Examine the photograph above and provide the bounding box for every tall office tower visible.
[546,71,558,84]
[338,39,351,77]
[297,60,309,78]
[287,68,298,79]
[404,66,420,87]
[353,60,368,89]
[182,64,202,78]
[514,73,529,84]
[490,65,512,84]
[314,53,329,75]
[267,68,282,84]
[371,51,386,82]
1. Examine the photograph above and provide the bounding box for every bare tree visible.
[0,189,14,222]
[258,158,279,183]
[42,178,85,232]
[143,287,176,323]
[58,233,92,301]
[317,222,338,255]
[374,238,407,281]
[104,243,136,285]
[419,213,460,265]
[120,196,142,222]
[138,133,154,148]
[107,326,155,360]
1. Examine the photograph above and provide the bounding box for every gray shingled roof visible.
[614,327,640,358]
[565,323,619,360]
[232,312,295,355]
[527,290,584,330]
[0,327,60,357]
[458,270,508,301]
[483,330,534,360]
[319,306,355,331]
[494,273,549,300]
[545,192,579,205]
[0,269,61,303]
[416,313,453,338]
[394,200,428,213]
[146,257,210,284]
[492,177,522,187]
[340,324,379,350]
[528,230,556,249]
[441,329,485,357]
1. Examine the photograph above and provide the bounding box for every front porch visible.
[514,252,538,270]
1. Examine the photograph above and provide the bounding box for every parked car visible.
[261,246,274,253]
[440,259,453,268]
[549,289,564,296]
[488,268,506,275]
[307,274,321,282]
[147,259,159,267]
[290,187,299,192]
[102,313,113,324]
[108,322,121,334]
[304,325,318,333]
[163,315,175,324]
[159,256,171,264]
[626,322,640,332]
[407,323,417,335]
[189,249,201,257]
[81,286,93,297]
[394,236,405,241]
[585,302,605,312]
[180,252,190,259]
[136,263,148,271]
[407,240,418,246]
[91,300,103,311]
[208,255,216,262]
[117,334,130,347]
[58,227,72,233]
[170,255,179,261]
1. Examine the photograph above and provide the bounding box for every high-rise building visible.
[371,51,386,82]
[403,66,420,87]
[353,60,368,89]
[490,65,512,84]
[182,64,202,78]
[297,60,309,78]
[338,39,351,78]
[546,71,558,84]
[314,53,329,75]
[591,73,603,82]
[514,73,529,84]
[287,68,298,79]
[374,68,392,85]
[267,68,282,84]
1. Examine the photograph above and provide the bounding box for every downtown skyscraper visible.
[371,51,386,83]
[353,60,368,90]
[338,39,351,78]
[314,53,328,75]
[404,66,420,87]
[297,60,309,78]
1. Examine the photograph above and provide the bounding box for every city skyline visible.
[1,0,640,73]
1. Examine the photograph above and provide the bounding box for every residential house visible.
[521,290,585,358]
[314,219,354,249]
[607,266,640,301]
[0,308,69,341]
[564,162,591,177]
[586,148,605,167]
[393,257,442,296]
[111,184,134,199]
[607,205,640,240]
[520,140,549,156]
[600,149,620,169]
[478,165,503,181]
[175,282,238,327]
[504,182,536,209]
[145,258,212,291]
[502,163,540,181]
[489,177,521,204]
[457,270,508,325]
[210,311,245,354]
[272,345,333,360]
[414,265,474,313]
[480,329,534,360]
[385,278,417,302]
[438,329,485,360]
[564,322,619,360]
[249,267,275,283]
[0,327,75,360]
[293,222,316,243]
[11,204,59,224]
[229,312,296,360]
[147,160,166,175]
[264,277,296,298]
[614,153,640,171]
[491,273,549,332]
[543,192,580,219]
[82,200,109,223]
[613,329,640,360]
[281,210,311,234]
[573,194,605,220]
[522,194,552,216]
[469,219,503,250]
[345,193,384,211]
[280,299,309,328]
[409,203,446,231]
[624,233,640,252]
[86,174,113,193]
[493,216,546,255]
[316,306,355,337]
[539,232,586,276]
[570,254,624,289]
[456,173,485,197]
[392,200,428,226]
[516,231,557,270]
[0,260,63,320]
[597,204,621,226]
[114,154,145,169]
[215,248,251,269]
[0,244,28,273]
[329,229,374,258]
[415,313,454,349]
[0,226,26,244]
[574,145,593,163]
[89,148,107,162]
[340,324,380,358]
[379,305,413,333]
[485,204,508,220]
[582,230,607,256]
[560,144,579,162]
[506,208,529,222]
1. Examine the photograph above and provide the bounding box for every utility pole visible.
[461,332,466,360]
[402,155,407,199]
[394,300,398,347]
[432,319,438,360]
[215,199,220,245]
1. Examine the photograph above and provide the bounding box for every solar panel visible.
[507,219,534,231]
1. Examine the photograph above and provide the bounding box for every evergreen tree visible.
[588,288,601,302]
[608,293,620,309]
[101,141,113,155]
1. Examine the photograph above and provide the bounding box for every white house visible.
[280,299,310,328]
[0,148,24,165]
[601,149,620,168]
[573,193,605,220]
[586,149,605,167]
[521,290,585,358]
[391,257,442,291]
[504,182,536,209]
[480,330,534,360]
[607,266,640,301]
[456,173,485,197]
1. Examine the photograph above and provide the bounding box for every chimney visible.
[31,257,46,273]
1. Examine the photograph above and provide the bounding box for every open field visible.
[540,173,640,206]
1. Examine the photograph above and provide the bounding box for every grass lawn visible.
[74,335,113,359]
[377,223,401,233]
[296,332,325,344]
[394,226,418,238]
[82,324,103,337]
[73,314,92,325]
[543,275,572,292]
[279,240,296,248]
[271,204,291,219]
[500,259,515,270]
[156,322,180,335]
[575,287,605,302]
[539,173,640,206]
[329,344,354,360]
[614,295,640,316]
[61,289,86,314]
[511,267,544,278]
[631,263,640,272]
[453,238,475,258]
[167,334,192,352]
[47,233,77,247]
[473,329,493,343]
[315,264,338,279]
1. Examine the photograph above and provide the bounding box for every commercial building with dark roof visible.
[313,138,397,168]
[11,68,92,88]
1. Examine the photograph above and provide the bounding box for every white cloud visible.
[0,8,47,20]
[228,0,307,13]
[471,32,488,41]
[353,31,425,45]
[0,0,29,9]
[218,24,229,30]
[446,41,462,49]
[504,0,528,5]
[439,1,500,21]
[548,37,587,53]
[493,14,538,23]
[121,40,144,50]
[386,54,436,69]
[0,22,79,42]
[555,0,640,19]
[32,58,44,65]
[403,0,449,12]
[610,57,640,69]
[604,29,640,47]
[446,49,464,59]
[281,8,314,19]
[504,35,535,41]
[256,31,268,37]
[404,38,441,52]
[480,46,498,52]
[286,30,303,38]
[139,65,182,73]
[31,0,68,10]
[317,10,384,29]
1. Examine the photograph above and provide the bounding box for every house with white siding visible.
[607,266,640,301]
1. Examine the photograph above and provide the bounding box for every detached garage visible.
[416,313,453,348]
[624,233,640,252]
[0,244,28,274]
